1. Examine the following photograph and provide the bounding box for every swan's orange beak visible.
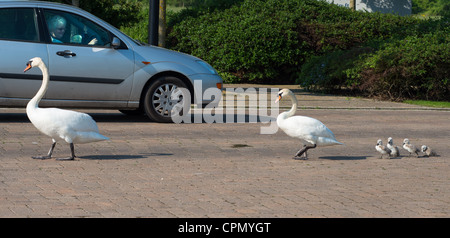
[275,95,282,103]
[24,62,32,72]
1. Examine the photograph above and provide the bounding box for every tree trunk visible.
[350,0,356,11]
[158,0,166,47]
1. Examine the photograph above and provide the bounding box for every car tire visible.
[143,76,189,123]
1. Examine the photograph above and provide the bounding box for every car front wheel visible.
[143,76,189,123]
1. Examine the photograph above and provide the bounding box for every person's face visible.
[52,23,66,39]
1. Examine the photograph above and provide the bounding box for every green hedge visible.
[412,0,450,16]
[168,0,448,100]
[299,18,449,101]
[168,0,418,84]
[359,31,449,101]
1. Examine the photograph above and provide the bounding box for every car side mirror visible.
[111,37,121,49]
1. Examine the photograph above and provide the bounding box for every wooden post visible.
[350,0,356,11]
[158,0,166,47]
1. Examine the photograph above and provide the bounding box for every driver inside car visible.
[48,15,98,45]
[48,15,66,43]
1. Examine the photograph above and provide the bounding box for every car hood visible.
[147,44,200,61]
[133,45,204,68]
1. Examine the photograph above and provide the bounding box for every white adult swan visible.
[24,57,109,160]
[275,88,342,159]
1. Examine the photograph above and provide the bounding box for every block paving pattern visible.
[0,90,449,217]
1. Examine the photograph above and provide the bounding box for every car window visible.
[0,8,39,42]
[43,9,112,47]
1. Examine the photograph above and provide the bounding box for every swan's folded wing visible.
[41,108,100,133]
[284,116,335,137]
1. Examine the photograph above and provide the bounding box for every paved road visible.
[0,87,449,217]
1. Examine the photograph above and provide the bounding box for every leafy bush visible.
[119,3,150,43]
[412,0,450,16]
[167,0,244,27]
[358,29,449,101]
[298,46,374,92]
[299,17,449,101]
[168,0,418,83]
[169,0,301,83]
[121,0,244,45]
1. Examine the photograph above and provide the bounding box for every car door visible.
[42,9,134,101]
[0,7,49,103]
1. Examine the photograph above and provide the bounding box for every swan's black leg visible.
[32,141,56,160]
[293,144,317,160]
[55,143,75,161]
[293,145,307,160]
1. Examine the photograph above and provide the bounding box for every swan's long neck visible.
[285,92,298,118]
[27,63,49,111]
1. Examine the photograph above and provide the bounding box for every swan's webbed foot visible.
[293,156,308,160]
[55,156,75,161]
[293,150,309,160]
[293,144,316,160]
[55,143,76,161]
[33,141,56,160]
[32,155,52,160]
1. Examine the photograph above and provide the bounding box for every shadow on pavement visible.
[319,156,368,160]
[78,153,173,160]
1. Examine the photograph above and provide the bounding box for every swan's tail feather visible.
[75,132,109,144]
[317,137,343,147]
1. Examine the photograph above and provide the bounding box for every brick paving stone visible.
[0,88,449,218]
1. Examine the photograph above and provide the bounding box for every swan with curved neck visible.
[24,57,109,160]
[275,88,342,160]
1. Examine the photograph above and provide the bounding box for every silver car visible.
[0,0,223,122]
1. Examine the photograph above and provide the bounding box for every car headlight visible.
[196,60,218,75]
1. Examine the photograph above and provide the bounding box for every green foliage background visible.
[167,0,449,101]
[43,0,449,101]
[412,0,450,16]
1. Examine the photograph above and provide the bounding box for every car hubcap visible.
[152,83,184,117]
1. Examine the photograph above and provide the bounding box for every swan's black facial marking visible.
[277,92,283,101]
[24,61,33,72]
